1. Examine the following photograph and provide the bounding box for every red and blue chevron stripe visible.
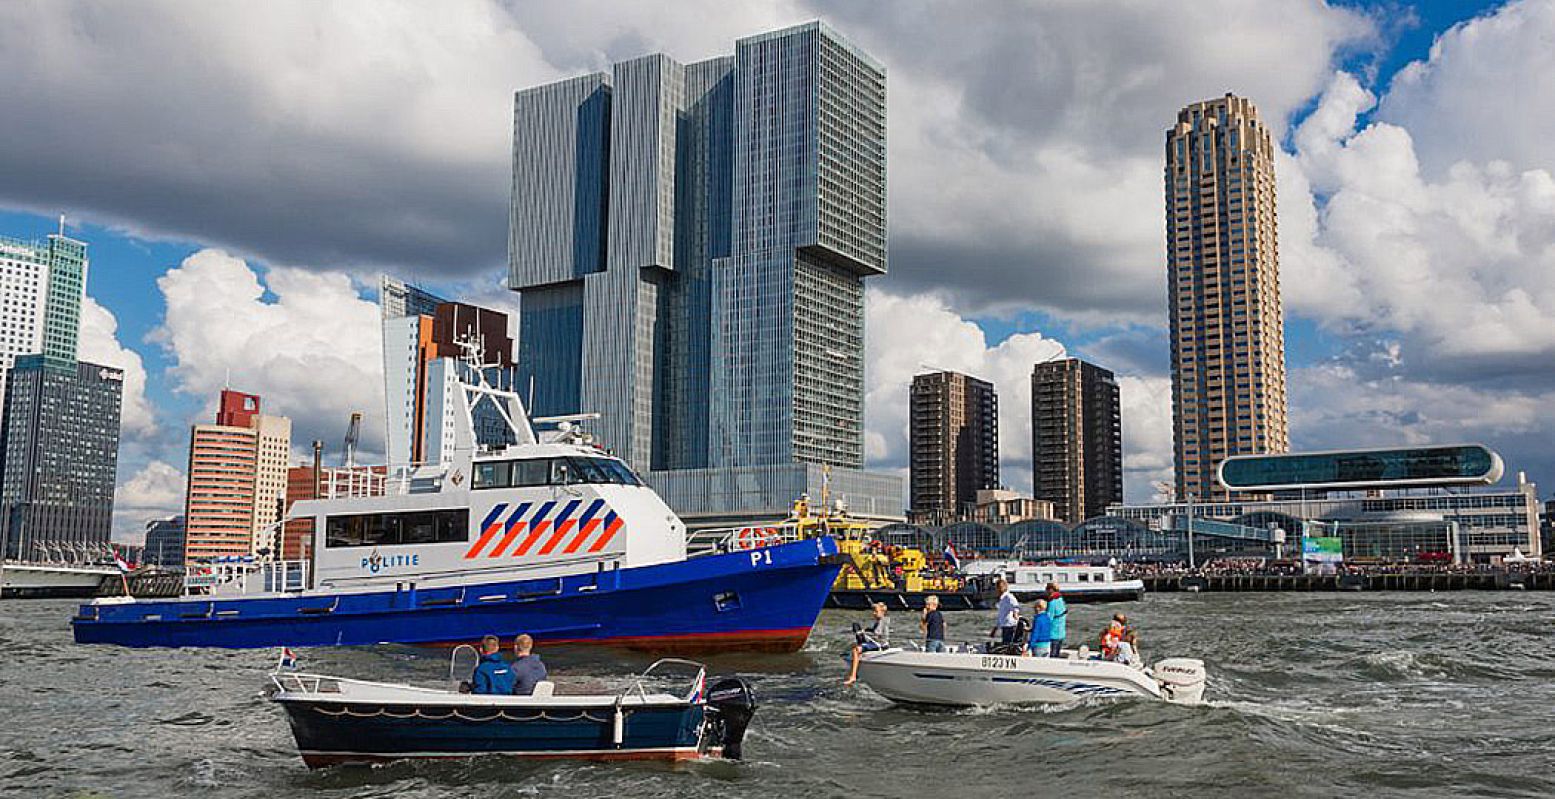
[463,500,626,560]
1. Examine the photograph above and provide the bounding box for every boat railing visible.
[689,523,807,556]
[186,559,309,596]
[627,658,708,703]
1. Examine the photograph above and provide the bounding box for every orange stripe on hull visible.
[463,524,502,559]
[486,523,528,558]
[513,522,551,557]
[587,518,624,553]
[536,520,577,556]
[561,519,602,555]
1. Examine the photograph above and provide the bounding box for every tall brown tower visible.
[909,371,999,523]
[1166,94,1289,502]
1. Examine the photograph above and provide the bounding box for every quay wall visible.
[1141,572,1555,593]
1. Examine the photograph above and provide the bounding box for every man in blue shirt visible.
[471,634,516,694]
[510,634,548,696]
[1045,584,1068,658]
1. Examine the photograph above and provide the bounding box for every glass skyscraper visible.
[509,22,900,523]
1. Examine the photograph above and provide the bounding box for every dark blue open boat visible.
[267,657,755,768]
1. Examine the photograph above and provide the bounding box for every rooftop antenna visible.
[57,213,65,236]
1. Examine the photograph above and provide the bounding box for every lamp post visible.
[1186,491,1196,571]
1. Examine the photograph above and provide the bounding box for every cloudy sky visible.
[1,0,1552,540]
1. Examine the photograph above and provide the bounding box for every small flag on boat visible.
[942,541,961,571]
[278,647,300,670]
[689,673,705,704]
[112,550,133,573]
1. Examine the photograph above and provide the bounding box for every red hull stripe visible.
[421,626,811,653]
[487,502,540,558]
[562,518,601,555]
[587,513,623,553]
[300,747,704,768]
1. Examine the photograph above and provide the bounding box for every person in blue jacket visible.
[471,634,516,694]
[509,634,548,695]
[1044,584,1068,658]
[1025,598,1052,655]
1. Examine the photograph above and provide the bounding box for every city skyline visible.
[0,1,1549,540]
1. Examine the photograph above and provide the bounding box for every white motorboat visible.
[963,560,1145,603]
[856,647,1206,707]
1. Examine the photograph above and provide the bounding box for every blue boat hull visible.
[72,539,841,652]
[279,698,707,767]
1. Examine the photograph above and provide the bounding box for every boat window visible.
[471,457,644,489]
[512,459,550,487]
[1077,573,1089,582]
[325,509,470,548]
[473,461,510,490]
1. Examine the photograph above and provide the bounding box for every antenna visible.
[57,213,65,236]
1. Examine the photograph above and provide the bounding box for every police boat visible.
[855,643,1206,707]
[268,654,757,768]
[71,351,842,652]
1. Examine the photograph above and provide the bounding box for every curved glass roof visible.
[1218,445,1503,491]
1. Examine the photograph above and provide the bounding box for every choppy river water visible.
[3,592,1554,798]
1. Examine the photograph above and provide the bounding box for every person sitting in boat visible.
[991,579,1020,645]
[1044,583,1068,658]
[1025,598,1052,656]
[510,634,548,696]
[844,602,891,685]
[921,595,946,653]
[471,635,516,695]
[1100,616,1125,660]
[1114,629,1141,667]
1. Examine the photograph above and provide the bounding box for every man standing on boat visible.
[471,635,516,694]
[991,579,1021,645]
[1044,584,1068,658]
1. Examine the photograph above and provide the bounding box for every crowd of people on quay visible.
[1112,558,1555,578]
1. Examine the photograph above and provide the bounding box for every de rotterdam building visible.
[507,21,900,524]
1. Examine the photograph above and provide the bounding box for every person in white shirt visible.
[990,579,1021,645]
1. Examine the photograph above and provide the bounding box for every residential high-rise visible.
[1031,358,1123,524]
[380,276,517,466]
[182,390,291,563]
[0,356,123,559]
[909,371,998,523]
[1165,94,1289,502]
[0,228,87,420]
[508,21,900,524]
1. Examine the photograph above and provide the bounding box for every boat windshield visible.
[474,456,643,490]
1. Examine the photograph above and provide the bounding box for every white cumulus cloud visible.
[78,295,155,438]
[112,459,185,542]
[152,249,385,460]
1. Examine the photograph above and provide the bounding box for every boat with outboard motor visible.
[71,346,843,652]
[268,654,756,768]
[855,645,1206,707]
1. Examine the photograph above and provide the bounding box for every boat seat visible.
[530,681,555,698]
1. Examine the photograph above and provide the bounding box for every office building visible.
[1031,358,1123,523]
[0,356,123,559]
[1165,94,1289,502]
[0,228,87,421]
[283,466,317,562]
[909,371,998,523]
[143,515,186,569]
[380,276,518,466]
[182,390,291,563]
[508,22,900,524]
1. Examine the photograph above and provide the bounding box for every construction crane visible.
[342,411,363,468]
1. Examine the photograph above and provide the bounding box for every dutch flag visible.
[942,541,961,572]
[688,673,705,704]
[112,551,134,573]
[278,647,300,670]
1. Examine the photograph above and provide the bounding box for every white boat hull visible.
[1,562,114,599]
[856,649,1205,707]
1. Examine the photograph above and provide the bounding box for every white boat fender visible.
[1152,658,1207,705]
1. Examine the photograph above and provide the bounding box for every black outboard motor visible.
[986,615,1032,655]
[703,677,757,760]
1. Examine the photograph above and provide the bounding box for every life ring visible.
[735,527,782,550]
